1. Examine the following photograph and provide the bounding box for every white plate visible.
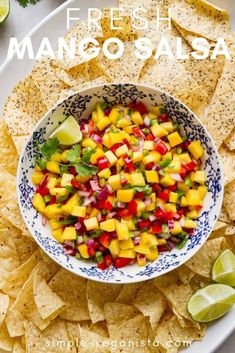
[0,0,234,351]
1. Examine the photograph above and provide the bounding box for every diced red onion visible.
[158,204,165,211]
[106,184,113,193]
[139,254,146,261]
[77,236,83,244]
[87,239,94,247]
[174,213,181,220]
[64,248,76,256]
[167,240,175,250]
[81,124,89,133]
[91,134,103,144]
[123,138,131,149]
[161,233,171,239]
[117,202,125,208]
[149,215,157,222]
[155,165,162,171]
[97,212,102,222]
[171,173,183,182]
[75,222,82,231]
[144,116,150,127]
[133,237,141,246]
[179,218,185,227]
[168,220,174,230]
[83,196,96,206]
[90,180,101,191]
[78,191,90,197]
[39,175,49,189]
[97,189,108,200]
[181,161,186,166]
[64,240,75,248]
[124,114,131,121]
[132,146,139,152]
[80,122,85,131]
[158,170,165,176]
[151,165,158,171]
[42,216,47,227]
[107,212,117,219]
[144,198,152,206]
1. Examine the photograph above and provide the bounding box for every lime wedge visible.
[0,0,9,24]
[50,116,82,145]
[188,284,235,322]
[212,249,235,286]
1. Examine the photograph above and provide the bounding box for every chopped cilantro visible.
[81,148,96,163]
[35,158,47,170]
[134,185,152,196]
[40,138,60,159]
[17,0,40,8]
[65,185,77,194]
[57,195,69,203]
[58,216,77,225]
[75,163,98,176]
[67,145,81,163]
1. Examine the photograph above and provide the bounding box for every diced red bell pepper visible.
[185,161,197,172]
[177,208,188,217]
[152,184,162,192]
[158,190,169,202]
[88,246,95,257]
[113,257,133,268]
[158,244,168,252]
[184,140,191,149]
[127,200,137,215]
[146,133,155,141]
[152,222,162,234]
[89,120,94,134]
[155,208,174,222]
[134,101,148,115]
[121,178,128,186]
[194,205,203,210]
[105,107,112,116]
[97,157,109,170]
[97,261,108,270]
[132,126,142,137]
[123,138,131,149]
[69,166,78,176]
[145,162,154,170]
[124,161,135,173]
[117,209,132,220]
[155,140,168,155]
[36,187,49,197]
[71,178,80,189]
[134,192,145,200]
[128,101,136,110]
[180,167,187,179]
[99,232,111,247]
[104,254,113,268]
[158,113,169,122]
[48,195,57,205]
[139,219,151,230]
[96,200,113,211]
[110,143,123,153]
[167,184,177,192]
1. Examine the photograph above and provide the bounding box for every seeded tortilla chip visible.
[202,57,235,148]
[11,135,29,156]
[49,268,90,321]
[133,281,167,329]
[225,223,235,236]
[104,302,139,336]
[0,293,9,326]
[169,316,206,342]
[5,306,26,337]
[225,128,235,150]
[115,282,143,304]
[171,0,231,42]
[173,20,214,48]
[110,314,150,353]
[219,144,235,185]
[54,62,89,87]
[86,281,123,324]
[79,327,110,353]
[0,322,14,352]
[224,181,235,221]
[185,237,226,277]
[25,319,76,353]
[0,121,18,175]
[99,41,146,83]
[3,76,47,138]
[33,270,65,320]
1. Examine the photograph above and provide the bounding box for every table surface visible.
[0,1,234,352]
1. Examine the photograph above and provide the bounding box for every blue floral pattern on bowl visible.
[17,84,223,283]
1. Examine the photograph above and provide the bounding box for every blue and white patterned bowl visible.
[17,84,223,283]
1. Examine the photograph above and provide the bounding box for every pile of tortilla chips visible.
[0,1,235,352]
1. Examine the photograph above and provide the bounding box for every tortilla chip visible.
[33,270,65,320]
[3,76,47,138]
[104,302,139,336]
[79,327,110,353]
[177,265,195,284]
[0,293,9,326]
[173,20,214,48]
[24,319,76,353]
[54,63,89,87]
[202,57,235,148]
[12,340,25,353]
[86,281,122,324]
[65,321,82,343]
[5,306,26,337]
[49,268,90,321]
[89,58,106,80]
[89,321,109,338]
[219,206,230,224]
[0,322,14,352]
[219,144,235,185]
[2,250,41,298]
[133,281,167,329]
[110,314,150,353]
[185,237,226,277]
[225,128,235,150]
[225,223,235,235]
[115,283,143,304]
[171,0,231,42]
[13,237,37,264]
[99,41,146,83]
[12,135,29,156]
[0,121,18,174]
[224,181,235,221]
[154,271,179,289]
[213,220,228,232]
[169,316,206,342]
[100,9,135,41]
[154,313,178,353]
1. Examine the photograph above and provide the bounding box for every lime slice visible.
[212,249,235,286]
[188,284,235,322]
[0,0,9,24]
[50,116,82,145]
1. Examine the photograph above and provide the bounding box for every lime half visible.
[188,284,235,322]
[0,0,9,24]
[212,249,235,286]
[50,116,82,145]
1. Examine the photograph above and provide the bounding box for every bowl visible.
[17,83,223,283]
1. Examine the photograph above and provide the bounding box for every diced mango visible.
[92,111,98,123]
[186,210,199,219]
[165,203,177,213]
[52,228,64,243]
[63,227,77,240]
[169,192,178,203]
[151,123,168,137]
[100,219,116,232]
[180,196,188,207]
[124,125,136,134]
[188,141,204,160]
[115,144,128,157]
[160,174,176,187]
[184,219,197,229]
[145,171,159,183]
[134,244,151,254]
[82,138,97,149]
[105,151,117,166]
[165,160,181,173]
[143,152,161,165]
[116,221,129,240]
[194,171,206,184]
[44,204,62,219]
[49,219,61,230]
[117,118,131,128]
[61,150,69,163]
[117,189,134,202]
[51,153,62,162]
[167,132,183,147]
[177,153,191,164]
[141,233,158,246]
[78,244,89,259]
[50,188,69,196]
[46,161,60,174]
[137,254,147,266]
[178,182,189,193]
[198,185,207,199]
[32,194,45,213]
[61,193,80,215]
[98,168,111,179]
[146,202,156,212]
[170,221,182,235]
[152,105,165,116]
[90,208,100,217]
[160,122,174,132]
[90,148,104,164]
[120,238,134,250]
[76,175,91,183]
[157,238,167,245]
[109,239,120,258]
[186,190,201,206]
[61,173,73,187]
[119,249,136,259]
[96,103,105,120]
[32,171,44,185]
[109,108,120,124]
[146,248,159,261]
[108,132,123,146]
[143,141,154,150]
[102,134,111,148]
[108,174,121,191]
[132,151,143,163]
[129,173,146,186]
[71,206,86,218]
[97,117,111,131]
[131,111,143,125]
[84,217,99,231]
[136,200,146,216]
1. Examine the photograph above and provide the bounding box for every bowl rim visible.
[16,82,224,283]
